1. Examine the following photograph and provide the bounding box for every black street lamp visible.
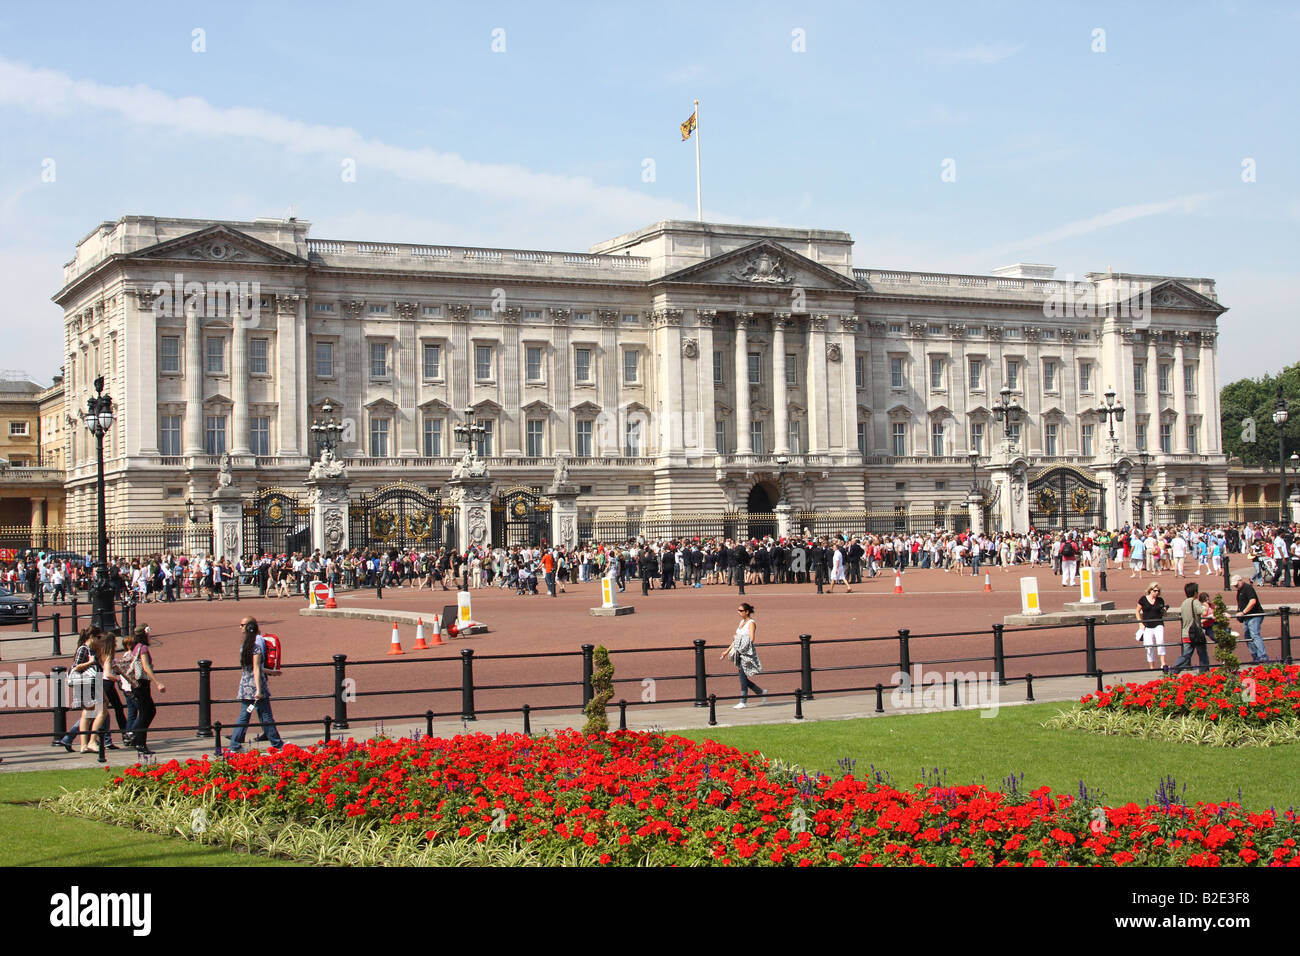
[454,406,486,456]
[1273,386,1291,526]
[81,375,117,632]
[968,448,980,493]
[310,398,343,460]
[775,455,789,506]
[991,386,1022,446]
[1096,386,1126,529]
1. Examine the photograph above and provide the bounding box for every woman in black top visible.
[1135,583,1169,670]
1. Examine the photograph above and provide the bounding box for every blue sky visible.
[1,0,1296,385]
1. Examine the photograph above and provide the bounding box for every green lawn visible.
[4,703,1295,866]
[681,702,1300,811]
[0,768,292,867]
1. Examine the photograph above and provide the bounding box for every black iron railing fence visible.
[2,605,1292,761]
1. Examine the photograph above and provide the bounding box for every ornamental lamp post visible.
[1137,451,1154,528]
[81,375,117,632]
[775,455,789,506]
[1096,386,1126,530]
[968,449,981,493]
[991,386,1022,452]
[454,406,486,457]
[310,398,343,460]
[1273,386,1291,526]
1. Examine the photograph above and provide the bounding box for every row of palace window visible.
[163,336,1200,404]
[161,410,1199,460]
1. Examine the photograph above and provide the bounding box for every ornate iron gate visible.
[350,482,451,552]
[492,487,551,548]
[1027,466,1105,531]
[244,489,311,556]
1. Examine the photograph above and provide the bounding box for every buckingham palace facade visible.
[51,214,1229,547]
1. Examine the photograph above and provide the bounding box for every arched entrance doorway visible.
[746,482,779,541]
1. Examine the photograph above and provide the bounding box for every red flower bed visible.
[1079,664,1300,726]
[113,731,1300,866]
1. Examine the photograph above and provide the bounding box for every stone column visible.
[697,310,718,454]
[306,474,351,553]
[734,313,752,454]
[1174,338,1188,453]
[772,313,790,455]
[183,307,204,455]
[774,501,793,540]
[548,476,579,550]
[449,477,494,552]
[211,484,244,561]
[1201,331,1221,453]
[230,313,251,455]
[967,492,984,536]
[808,315,829,453]
[30,497,45,534]
[276,295,302,457]
[1290,489,1300,525]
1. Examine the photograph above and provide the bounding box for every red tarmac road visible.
[1,566,1284,747]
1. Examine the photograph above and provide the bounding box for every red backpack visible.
[261,633,282,674]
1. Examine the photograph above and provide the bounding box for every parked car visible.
[0,586,33,624]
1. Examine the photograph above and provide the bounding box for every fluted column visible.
[183,306,204,455]
[734,312,752,454]
[808,314,829,452]
[772,313,790,454]
[1174,337,1188,453]
[230,311,251,455]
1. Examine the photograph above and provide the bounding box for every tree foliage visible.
[583,645,614,734]
[1220,362,1300,468]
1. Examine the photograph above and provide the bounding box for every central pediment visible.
[657,240,862,293]
[130,225,309,268]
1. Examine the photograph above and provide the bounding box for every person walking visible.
[123,625,164,756]
[226,617,284,753]
[827,542,852,593]
[57,627,105,754]
[1171,581,1210,673]
[1135,582,1169,671]
[720,602,765,709]
[1233,574,1268,663]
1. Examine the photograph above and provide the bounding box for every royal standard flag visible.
[680,110,697,141]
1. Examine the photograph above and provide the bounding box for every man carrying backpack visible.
[1060,534,1079,587]
[1171,582,1210,673]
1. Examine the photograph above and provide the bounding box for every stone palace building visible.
[51,214,1230,553]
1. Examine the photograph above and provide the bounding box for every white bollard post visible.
[1019,577,1042,616]
[1079,566,1097,604]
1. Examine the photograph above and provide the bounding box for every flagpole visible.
[693,98,702,221]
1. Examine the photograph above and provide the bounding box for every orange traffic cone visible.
[412,617,430,650]
[430,614,444,646]
[893,572,903,595]
[325,584,337,609]
[983,573,992,593]
[387,622,404,655]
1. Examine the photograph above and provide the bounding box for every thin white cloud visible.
[0,58,694,225]
[923,43,1024,66]
[973,193,1220,262]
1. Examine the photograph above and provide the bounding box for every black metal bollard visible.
[952,676,960,708]
[70,594,78,631]
[1280,607,1292,664]
[1222,554,1231,593]
[522,704,532,736]
[97,727,106,764]
[31,601,39,632]
[1025,673,1035,702]
[581,643,594,709]
[324,715,332,742]
[708,693,717,726]
[897,628,911,683]
[618,699,627,731]
[213,721,223,755]
[50,665,67,745]
[460,648,477,721]
[794,688,804,720]
[1084,617,1098,677]
[693,639,707,707]
[51,612,61,657]
[799,633,814,701]
[1095,669,1104,693]
[196,659,213,737]
[874,682,884,714]
[332,653,349,730]
[992,623,1007,686]
[234,575,240,601]
[425,709,434,738]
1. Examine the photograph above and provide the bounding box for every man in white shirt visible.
[1170,533,1187,577]
[1275,533,1291,587]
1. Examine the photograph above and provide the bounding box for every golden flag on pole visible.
[680,109,697,141]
